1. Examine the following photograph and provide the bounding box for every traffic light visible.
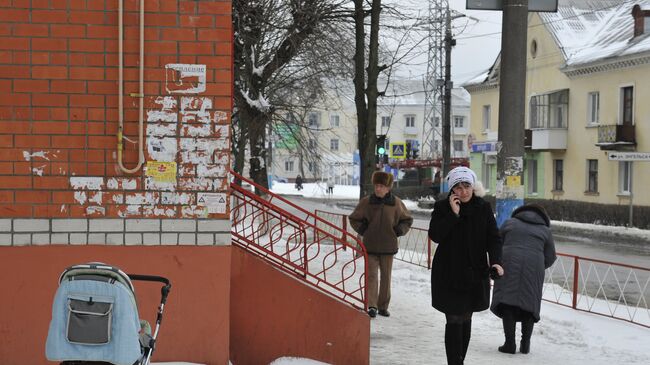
[376,135,387,165]
[406,141,412,159]
[376,135,387,155]
[412,146,419,159]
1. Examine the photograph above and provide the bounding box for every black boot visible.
[498,313,516,354]
[461,320,471,361]
[445,323,464,365]
[520,318,534,354]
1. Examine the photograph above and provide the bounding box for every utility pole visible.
[495,0,528,226]
[441,5,453,184]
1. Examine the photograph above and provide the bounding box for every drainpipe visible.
[117,0,145,173]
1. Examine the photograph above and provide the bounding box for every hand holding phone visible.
[449,193,461,215]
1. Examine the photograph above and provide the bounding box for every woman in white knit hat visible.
[428,166,504,365]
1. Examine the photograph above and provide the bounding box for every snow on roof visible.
[377,78,470,107]
[541,0,650,68]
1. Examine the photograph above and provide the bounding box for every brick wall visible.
[0,1,232,244]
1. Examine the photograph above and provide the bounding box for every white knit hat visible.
[446,166,477,189]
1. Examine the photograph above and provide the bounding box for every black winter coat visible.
[428,195,502,314]
[490,210,556,322]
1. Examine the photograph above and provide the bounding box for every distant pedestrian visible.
[428,166,503,365]
[349,171,413,318]
[295,175,303,191]
[491,204,556,355]
[327,179,334,195]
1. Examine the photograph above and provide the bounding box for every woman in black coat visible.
[490,204,556,354]
[428,166,503,365]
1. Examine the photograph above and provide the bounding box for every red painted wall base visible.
[229,246,370,365]
[0,245,231,365]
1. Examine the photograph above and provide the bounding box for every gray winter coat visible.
[490,209,556,322]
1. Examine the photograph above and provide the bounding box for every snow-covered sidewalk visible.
[370,259,650,365]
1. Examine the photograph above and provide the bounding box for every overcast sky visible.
[388,0,503,83]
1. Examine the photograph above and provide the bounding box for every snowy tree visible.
[233,0,352,190]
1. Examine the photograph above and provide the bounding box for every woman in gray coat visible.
[490,204,556,355]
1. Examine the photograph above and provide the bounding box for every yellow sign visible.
[506,175,521,187]
[146,161,177,183]
[390,142,407,159]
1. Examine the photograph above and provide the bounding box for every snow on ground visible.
[178,182,650,365]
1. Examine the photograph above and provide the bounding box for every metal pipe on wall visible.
[117,0,145,174]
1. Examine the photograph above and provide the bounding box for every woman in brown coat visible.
[349,171,413,318]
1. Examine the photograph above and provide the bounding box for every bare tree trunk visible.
[231,112,247,182]
[353,0,383,198]
[239,103,270,192]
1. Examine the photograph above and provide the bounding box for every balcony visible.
[596,124,636,150]
[529,128,567,150]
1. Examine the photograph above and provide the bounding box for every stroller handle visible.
[128,274,172,304]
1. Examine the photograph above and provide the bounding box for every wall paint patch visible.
[70,177,104,190]
[148,137,178,162]
[144,177,176,191]
[23,150,50,161]
[197,193,227,214]
[165,64,206,94]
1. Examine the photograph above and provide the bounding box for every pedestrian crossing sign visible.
[390,142,407,159]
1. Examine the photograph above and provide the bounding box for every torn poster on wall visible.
[146,161,177,183]
[197,192,227,214]
[165,64,206,94]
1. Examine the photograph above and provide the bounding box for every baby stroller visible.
[45,262,172,365]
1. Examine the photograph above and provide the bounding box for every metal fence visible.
[314,209,650,328]
[315,209,435,268]
[230,172,367,310]
[543,253,650,328]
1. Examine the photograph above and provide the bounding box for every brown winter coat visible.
[348,192,413,255]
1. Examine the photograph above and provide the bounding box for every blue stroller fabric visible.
[45,277,142,365]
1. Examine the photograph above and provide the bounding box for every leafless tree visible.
[233,0,352,190]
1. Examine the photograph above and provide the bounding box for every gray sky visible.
[388,0,503,83]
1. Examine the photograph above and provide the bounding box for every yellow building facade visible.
[465,2,650,207]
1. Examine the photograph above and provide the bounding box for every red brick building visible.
[0,1,369,364]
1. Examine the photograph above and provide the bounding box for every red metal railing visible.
[230,171,367,310]
[314,209,650,327]
[543,253,650,328]
[315,210,435,269]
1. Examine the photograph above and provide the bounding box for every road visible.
[283,196,650,308]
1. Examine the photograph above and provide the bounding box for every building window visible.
[554,159,563,191]
[381,116,391,128]
[308,112,320,127]
[530,89,569,128]
[453,116,465,128]
[330,138,339,151]
[621,86,634,125]
[308,162,319,174]
[285,160,294,172]
[482,105,491,131]
[587,92,599,125]
[586,159,598,193]
[405,115,415,128]
[330,114,339,127]
[619,161,632,194]
[527,159,538,194]
[453,140,464,152]
[482,154,495,189]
